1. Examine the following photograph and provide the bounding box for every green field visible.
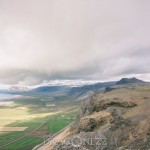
[0,96,79,150]
[3,137,44,150]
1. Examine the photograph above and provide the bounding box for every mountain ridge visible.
[37,83,150,150]
[116,77,145,85]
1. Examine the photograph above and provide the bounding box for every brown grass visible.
[0,127,28,132]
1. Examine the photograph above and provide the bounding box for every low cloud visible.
[0,0,150,85]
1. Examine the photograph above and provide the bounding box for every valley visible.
[0,95,79,150]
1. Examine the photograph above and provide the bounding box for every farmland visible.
[0,96,79,150]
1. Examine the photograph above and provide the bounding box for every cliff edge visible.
[38,84,150,150]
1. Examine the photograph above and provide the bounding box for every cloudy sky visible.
[0,0,150,85]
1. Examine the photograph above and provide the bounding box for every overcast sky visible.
[0,0,150,85]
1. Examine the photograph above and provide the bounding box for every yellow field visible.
[0,106,59,127]
[0,127,28,132]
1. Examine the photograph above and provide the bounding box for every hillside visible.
[38,83,150,150]
[116,77,145,85]
[0,81,116,101]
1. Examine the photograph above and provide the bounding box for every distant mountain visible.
[33,86,69,93]
[116,77,145,85]
[0,78,147,101]
[68,81,116,96]
[24,81,116,100]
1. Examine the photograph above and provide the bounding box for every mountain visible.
[68,81,116,99]
[0,78,147,101]
[38,83,150,150]
[116,77,145,85]
[33,86,69,93]
[27,81,116,100]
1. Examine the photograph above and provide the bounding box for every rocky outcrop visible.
[80,95,137,118]
[80,96,96,117]
[39,84,150,150]
[110,109,131,131]
[77,111,110,133]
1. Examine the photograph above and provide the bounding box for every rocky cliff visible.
[39,84,150,150]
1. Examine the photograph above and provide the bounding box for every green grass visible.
[46,109,78,133]
[37,107,78,133]
[3,137,44,150]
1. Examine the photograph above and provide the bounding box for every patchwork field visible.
[0,127,28,132]
[0,97,79,150]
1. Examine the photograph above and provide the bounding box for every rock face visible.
[39,84,150,150]
[80,95,137,117]
[77,111,110,133]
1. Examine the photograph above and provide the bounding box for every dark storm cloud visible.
[0,0,150,85]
